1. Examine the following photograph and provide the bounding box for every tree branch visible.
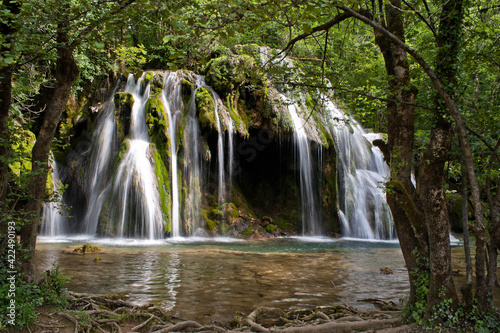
[401,0,437,38]
[278,12,354,57]
[465,125,500,163]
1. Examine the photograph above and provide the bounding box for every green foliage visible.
[402,249,430,325]
[420,297,500,332]
[264,224,277,233]
[115,44,147,74]
[201,207,223,231]
[0,250,69,330]
[402,251,500,332]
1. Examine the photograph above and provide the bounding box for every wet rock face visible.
[114,92,134,142]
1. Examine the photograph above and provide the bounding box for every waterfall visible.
[325,99,394,239]
[111,75,163,239]
[213,91,225,205]
[162,73,182,237]
[197,78,227,206]
[281,95,321,235]
[40,160,65,236]
[227,115,234,196]
[43,68,393,241]
[84,92,117,235]
[184,79,203,233]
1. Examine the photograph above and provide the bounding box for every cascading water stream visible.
[84,99,116,235]
[227,115,234,195]
[111,75,163,239]
[162,72,182,237]
[324,98,394,239]
[198,77,226,206]
[184,80,203,233]
[213,90,225,205]
[41,160,65,236]
[282,95,321,235]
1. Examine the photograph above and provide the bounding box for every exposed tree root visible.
[26,292,407,333]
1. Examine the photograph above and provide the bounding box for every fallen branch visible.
[150,320,202,333]
[281,317,403,333]
[56,311,79,333]
[132,314,154,331]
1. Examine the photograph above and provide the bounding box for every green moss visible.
[73,244,101,254]
[113,140,130,172]
[114,92,134,142]
[195,87,217,131]
[264,224,277,233]
[241,224,253,237]
[201,208,223,231]
[220,202,239,219]
[144,71,155,86]
[145,86,169,152]
[151,145,171,233]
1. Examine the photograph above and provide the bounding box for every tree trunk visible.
[418,0,464,314]
[0,0,20,244]
[372,0,426,306]
[339,0,496,312]
[417,116,457,313]
[19,25,79,280]
[460,158,473,304]
[486,165,500,301]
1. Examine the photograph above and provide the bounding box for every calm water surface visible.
[36,236,409,324]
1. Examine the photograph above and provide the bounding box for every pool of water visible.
[36,236,409,324]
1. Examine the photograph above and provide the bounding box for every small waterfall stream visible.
[324,98,394,239]
[198,77,227,206]
[111,75,163,239]
[162,72,182,237]
[284,99,321,235]
[184,79,203,233]
[84,85,119,235]
[40,160,65,236]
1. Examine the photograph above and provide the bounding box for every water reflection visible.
[35,237,408,324]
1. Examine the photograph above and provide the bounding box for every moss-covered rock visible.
[195,87,217,132]
[203,52,269,137]
[73,244,101,254]
[201,207,223,232]
[113,139,131,172]
[145,73,170,154]
[149,144,172,233]
[114,92,134,142]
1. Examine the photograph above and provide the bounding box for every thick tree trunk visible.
[339,0,495,312]
[0,0,20,243]
[486,172,500,299]
[460,159,473,304]
[373,0,425,306]
[416,116,457,312]
[0,68,12,219]
[418,0,464,313]
[19,27,79,279]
